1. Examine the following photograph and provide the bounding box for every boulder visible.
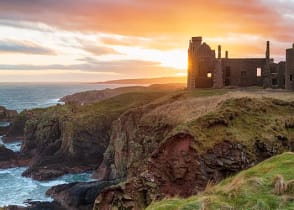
[47,180,120,210]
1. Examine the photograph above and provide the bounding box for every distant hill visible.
[96,76,187,84]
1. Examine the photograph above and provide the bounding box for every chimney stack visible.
[218,45,221,59]
[266,41,270,60]
[225,51,228,59]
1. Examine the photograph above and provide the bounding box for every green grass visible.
[147,152,294,210]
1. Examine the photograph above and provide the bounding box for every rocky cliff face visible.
[20,92,166,180]
[0,145,30,169]
[0,106,17,121]
[0,106,18,138]
[47,180,121,210]
[93,95,178,180]
[93,92,224,181]
[93,96,294,209]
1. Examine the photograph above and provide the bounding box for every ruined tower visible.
[187,37,202,89]
[263,41,271,88]
[187,37,216,89]
[285,44,294,90]
[214,45,224,88]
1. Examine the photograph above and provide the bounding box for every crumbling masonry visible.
[187,37,294,90]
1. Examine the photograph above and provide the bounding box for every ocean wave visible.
[0,167,95,207]
[39,180,66,187]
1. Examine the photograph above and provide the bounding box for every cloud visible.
[0,0,292,40]
[0,40,55,55]
[0,19,54,32]
[0,0,293,54]
[0,58,180,77]
[79,40,120,55]
[82,45,119,55]
[99,35,187,51]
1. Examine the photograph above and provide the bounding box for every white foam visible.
[39,180,66,187]
[0,167,95,207]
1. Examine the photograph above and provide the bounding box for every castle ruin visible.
[187,37,294,90]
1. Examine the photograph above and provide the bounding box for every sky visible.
[0,0,293,82]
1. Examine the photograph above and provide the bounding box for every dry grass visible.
[273,174,294,195]
[273,175,287,195]
[141,89,294,128]
[216,175,245,194]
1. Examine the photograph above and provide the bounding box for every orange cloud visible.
[0,0,291,39]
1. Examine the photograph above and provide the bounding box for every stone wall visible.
[285,46,294,90]
[221,58,266,87]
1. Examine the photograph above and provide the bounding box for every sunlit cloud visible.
[79,40,120,56]
[0,40,55,55]
[99,34,187,51]
[0,19,55,32]
[0,58,181,78]
[0,69,122,83]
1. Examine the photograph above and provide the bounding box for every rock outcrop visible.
[0,106,18,137]
[4,201,66,210]
[0,145,15,160]
[0,106,17,121]
[2,111,30,142]
[93,96,294,209]
[21,92,166,180]
[46,180,121,210]
[93,92,189,180]
[0,145,29,168]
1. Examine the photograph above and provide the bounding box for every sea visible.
[0,82,133,207]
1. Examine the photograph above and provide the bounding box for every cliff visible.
[0,106,17,121]
[147,152,294,210]
[4,87,294,210]
[2,111,29,142]
[93,90,294,209]
[0,106,17,137]
[21,91,167,180]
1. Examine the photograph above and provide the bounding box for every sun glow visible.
[113,46,187,70]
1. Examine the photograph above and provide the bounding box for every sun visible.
[159,49,187,70]
[113,46,187,71]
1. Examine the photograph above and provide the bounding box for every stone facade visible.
[188,36,293,90]
[285,44,294,90]
[222,58,265,87]
[187,37,216,89]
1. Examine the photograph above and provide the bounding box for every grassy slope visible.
[147,152,294,210]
